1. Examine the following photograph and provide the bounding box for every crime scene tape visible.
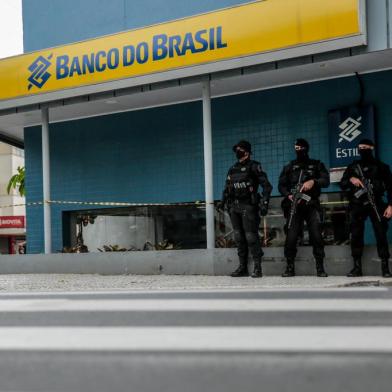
[0,200,210,209]
[48,200,210,207]
[0,199,349,210]
[0,201,44,209]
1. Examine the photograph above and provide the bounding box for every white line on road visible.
[0,287,386,297]
[0,298,391,312]
[0,327,389,353]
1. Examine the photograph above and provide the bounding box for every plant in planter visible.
[143,239,182,251]
[98,244,128,252]
[61,244,89,253]
[215,236,236,248]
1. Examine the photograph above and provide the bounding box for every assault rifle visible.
[354,164,382,222]
[287,170,312,230]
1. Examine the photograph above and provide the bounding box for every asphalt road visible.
[0,287,391,391]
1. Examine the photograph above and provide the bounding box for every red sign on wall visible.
[0,216,25,229]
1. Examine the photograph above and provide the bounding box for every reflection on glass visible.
[63,193,350,252]
[215,193,350,248]
[63,205,207,253]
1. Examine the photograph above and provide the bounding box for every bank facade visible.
[0,0,391,257]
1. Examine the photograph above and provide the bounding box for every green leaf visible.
[7,166,26,196]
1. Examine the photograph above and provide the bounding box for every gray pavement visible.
[0,273,391,292]
[0,276,391,391]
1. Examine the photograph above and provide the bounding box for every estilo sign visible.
[0,216,25,229]
[328,105,375,182]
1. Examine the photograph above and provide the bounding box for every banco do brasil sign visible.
[0,0,365,101]
[26,27,226,91]
[56,27,226,81]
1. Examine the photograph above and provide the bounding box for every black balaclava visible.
[233,140,252,160]
[295,138,310,162]
[236,150,246,160]
[358,138,375,162]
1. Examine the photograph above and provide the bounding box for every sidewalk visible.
[0,274,390,292]
[0,247,386,276]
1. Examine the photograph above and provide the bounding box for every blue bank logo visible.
[27,54,53,90]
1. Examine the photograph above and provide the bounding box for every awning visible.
[0,0,370,147]
[1,48,392,148]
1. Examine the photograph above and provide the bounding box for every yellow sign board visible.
[0,0,364,102]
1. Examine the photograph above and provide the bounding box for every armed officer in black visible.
[340,139,392,278]
[278,139,330,277]
[220,140,272,278]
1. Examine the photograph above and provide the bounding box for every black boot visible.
[316,259,328,277]
[347,258,362,277]
[251,260,263,278]
[381,259,392,278]
[231,259,249,277]
[282,259,295,277]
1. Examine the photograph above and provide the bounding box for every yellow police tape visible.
[0,199,349,209]
[48,200,209,207]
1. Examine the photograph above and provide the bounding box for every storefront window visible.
[63,205,207,253]
[63,193,350,252]
[215,193,350,248]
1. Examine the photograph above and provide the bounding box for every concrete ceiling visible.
[1,49,392,146]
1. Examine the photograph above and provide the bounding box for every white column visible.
[202,80,215,249]
[41,107,52,254]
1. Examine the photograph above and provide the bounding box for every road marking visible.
[0,287,386,297]
[0,327,389,352]
[0,298,390,312]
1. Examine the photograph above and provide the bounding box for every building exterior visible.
[0,142,26,254]
[0,0,391,255]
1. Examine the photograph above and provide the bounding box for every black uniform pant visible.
[230,202,263,263]
[284,202,325,260]
[350,202,390,260]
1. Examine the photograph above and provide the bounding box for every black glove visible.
[259,200,269,217]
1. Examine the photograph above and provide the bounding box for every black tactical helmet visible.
[358,138,374,147]
[232,140,252,153]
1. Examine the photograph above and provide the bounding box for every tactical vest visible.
[288,160,319,183]
[288,160,322,198]
[227,160,258,202]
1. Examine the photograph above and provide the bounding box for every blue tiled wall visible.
[25,71,392,253]
[22,0,251,52]
[25,102,204,252]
